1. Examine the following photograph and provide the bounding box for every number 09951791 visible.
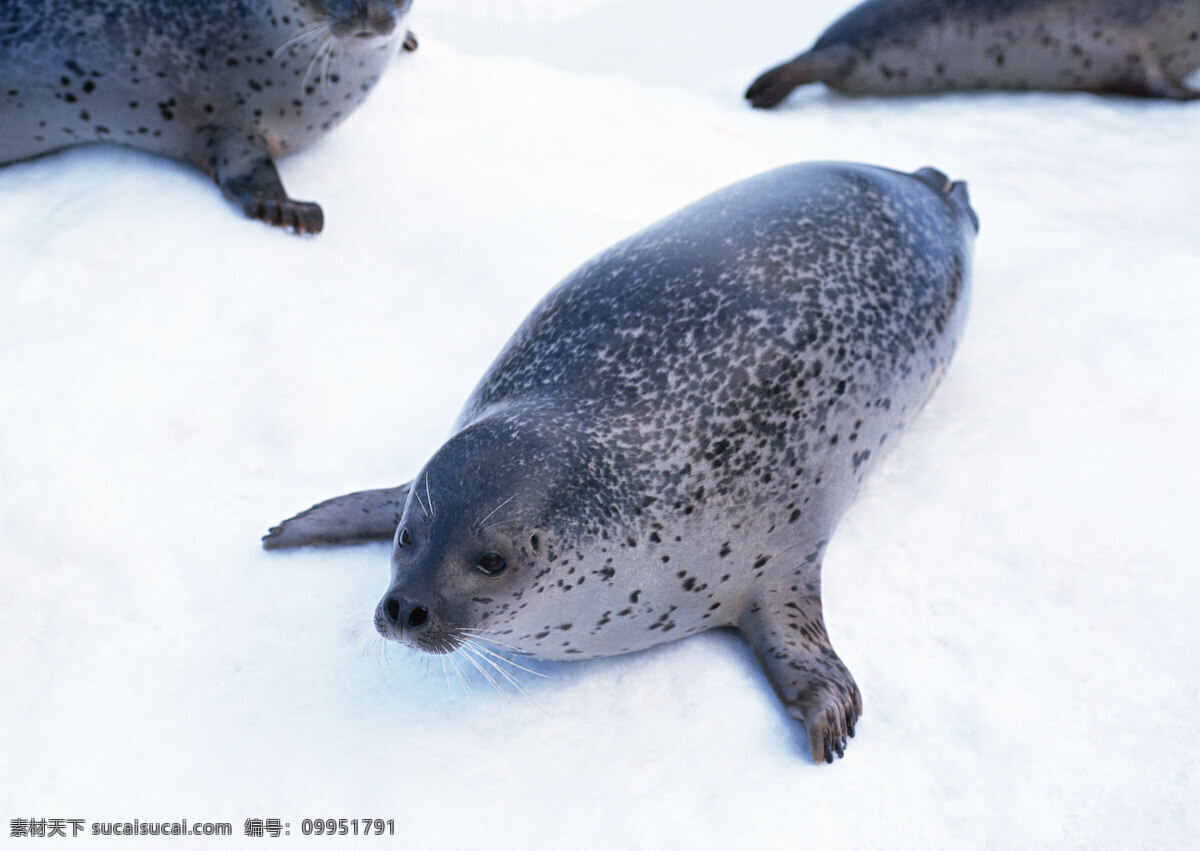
[300,819,394,836]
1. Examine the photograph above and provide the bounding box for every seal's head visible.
[373,410,633,654]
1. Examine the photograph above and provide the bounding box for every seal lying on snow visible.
[0,0,417,233]
[264,161,979,763]
[746,0,1200,108]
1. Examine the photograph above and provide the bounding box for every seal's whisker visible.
[320,36,337,94]
[424,471,435,519]
[458,645,510,700]
[437,650,453,692]
[472,495,515,532]
[457,629,541,659]
[462,640,526,693]
[303,34,335,93]
[301,37,324,90]
[273,19,330,57]
[414,486,430,520]
[457,627,523,644]
[444,645,471,693]
[468,642,549,679]
[475,519,523,534]
[360,632,388,666]
[284,30,328,59]
[333,38,346,86]
[346,611,392,667]
[460,640,554,718]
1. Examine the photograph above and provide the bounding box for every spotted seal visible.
[263,161,979,763]
[745,0,1200,108]
[0,0,417,233]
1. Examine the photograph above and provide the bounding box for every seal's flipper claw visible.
[211,147,325,234]
[803,691,859,764]
[403,30,418,52]
[262,483,412,550]
[249,195,324,234]
[739,588,863,764]
[744,46,855,108]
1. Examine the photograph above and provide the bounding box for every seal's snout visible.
[377,593,430,636]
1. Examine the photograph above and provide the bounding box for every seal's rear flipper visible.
[1105,55,1200,100]
[911,167,980,234]
[262,483,412,550]
[745,45,855,109]
[208,144,325,234]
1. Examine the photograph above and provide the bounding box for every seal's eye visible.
[476,551,507,577]
[397,527,413,548]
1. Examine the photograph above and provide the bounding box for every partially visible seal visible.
[264,161,979,763]
[0,0,417,233]
[746,0,1200,108]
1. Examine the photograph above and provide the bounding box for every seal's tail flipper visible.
[745,45,855,109]
[1105,54,1200,100]
[910,166,980,234]
[262,483,411,550]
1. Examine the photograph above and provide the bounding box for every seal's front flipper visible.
[403,30,418,51]
[209,146,324,234]
[744,45,855,109]
[262,483,412,550]
[739,589,863,764]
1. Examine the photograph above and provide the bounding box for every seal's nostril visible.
[406,606,428,628]
[385,597,400,622]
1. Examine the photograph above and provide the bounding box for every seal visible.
[263,161,979,763]
[745,0,1200,108]
[0,0,417,233]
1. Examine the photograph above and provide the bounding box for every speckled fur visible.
[746,0,1200,107]
[264,162,979,762]
[0,0,414,232]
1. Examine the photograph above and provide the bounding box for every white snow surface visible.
[3,0,1199,847]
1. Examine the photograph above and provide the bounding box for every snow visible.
[3,0,1199,847]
